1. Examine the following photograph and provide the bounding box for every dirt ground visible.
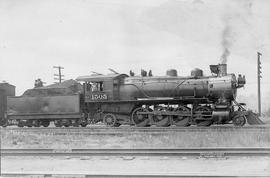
[1,156,270,176]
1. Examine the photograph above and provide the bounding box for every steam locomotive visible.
[0,64,264,127]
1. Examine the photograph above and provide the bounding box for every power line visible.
[53,66,64,83]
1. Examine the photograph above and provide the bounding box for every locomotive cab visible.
[83,81,107,101]
[76,74,128,102]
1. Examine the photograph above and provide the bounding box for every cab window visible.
[92,82,103,92]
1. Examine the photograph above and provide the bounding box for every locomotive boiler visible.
[3,64,263,127]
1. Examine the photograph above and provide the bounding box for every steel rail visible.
[1,173,269,178]
[1,148,270,157]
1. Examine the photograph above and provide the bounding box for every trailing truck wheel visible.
[103,113,118,127]
[131,107,150,127]
[232,115,246,127]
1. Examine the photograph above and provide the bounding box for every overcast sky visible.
[1,0,270,110]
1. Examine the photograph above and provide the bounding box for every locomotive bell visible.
[166,69,178,77]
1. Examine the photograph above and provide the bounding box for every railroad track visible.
[1,173,269,178]
[2,125,270,134]
[1,148,270,157]
[2,148,269,177]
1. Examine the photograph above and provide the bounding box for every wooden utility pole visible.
[53,66,64,83]
[257,52,262,116]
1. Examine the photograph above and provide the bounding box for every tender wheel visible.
[63,119,71,127]
[232,115,246,127]
[41,120,50,127]
[131,107,150,127]
[194,106,213,127]
[72,120,80,127]
[54,120,62,127]
[18,121,24,127]
[172,106,191,127]
[32,120,41,127]
[26,120,33,127]
[103,113,118,127]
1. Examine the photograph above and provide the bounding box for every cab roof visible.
[76,74,128,82]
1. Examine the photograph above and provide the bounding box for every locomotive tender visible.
[0,83,15,125]
[2,64,263,127]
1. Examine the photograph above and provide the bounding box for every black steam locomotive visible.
[0,64,264,127]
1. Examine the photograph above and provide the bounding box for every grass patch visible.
[1,129,270,149]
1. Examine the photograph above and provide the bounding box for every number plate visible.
[91,93,108,100]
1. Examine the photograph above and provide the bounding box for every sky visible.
[0,0,270,111]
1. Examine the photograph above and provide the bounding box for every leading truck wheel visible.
[232,115,246,127]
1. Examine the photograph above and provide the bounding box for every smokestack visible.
[218,64,227,76]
